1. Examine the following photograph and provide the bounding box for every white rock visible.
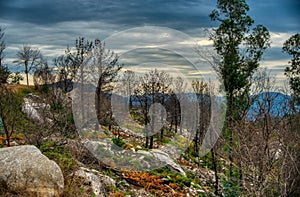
[0,145,64,197]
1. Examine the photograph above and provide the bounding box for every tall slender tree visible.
[282,33,300,196]
[209,0,270,185]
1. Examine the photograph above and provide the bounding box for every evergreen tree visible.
[209,0,270,189]
[283,33,300,101]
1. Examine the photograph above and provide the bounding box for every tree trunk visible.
[228,92,234,178]
[2,119,10,147]
[149,136,154,149]
[211,148,219,196]
[145,136,149,148]
[25,61,29,86]
[160,129,164,142]
[95,77,103,129]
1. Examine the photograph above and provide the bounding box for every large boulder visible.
[0,145,64,197]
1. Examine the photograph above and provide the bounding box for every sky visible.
[0,0,299,87]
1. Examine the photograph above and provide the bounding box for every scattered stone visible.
[9,141,19,146]
[132,188,152,197]
[74,167,116,197]
[197,189,205,194]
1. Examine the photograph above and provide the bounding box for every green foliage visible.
[283,33,300,100]
[8,72,23,84]
[0,117,3,135]
[130,110,144,123]
[0,85,24,146]
[223,145,229,153]
[210,0,270,187]
[112,137,126,147]
[201,152,215,170]
[222,177,240,197]
[149,167,193,188]
[210,0,270,110]
[222,168,242,197]
[40,141,75,172]
[0,65,10,84]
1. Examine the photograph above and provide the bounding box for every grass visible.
[5,84,37,98]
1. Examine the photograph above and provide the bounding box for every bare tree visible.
[0,27,10,84]
[33,58,54,92]
[14,45,42,85]
[53,55,74,92]
[134,69,172,148]
[167,76,186,133]
[121,70,136,109]
[192,80,211,154]
[83,39,121,129]
[54,37,94,91]
[0,26,5,67]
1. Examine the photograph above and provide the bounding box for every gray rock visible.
[0,145,64,197]
[137,149,186,176]
[133,188,152,197]
[83,140,185,175]
[74,167,116,197]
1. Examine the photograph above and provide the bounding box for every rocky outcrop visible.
[74,167,116,197]
[84,139,186,176]
[22,93,52,124]
[137,149,186,176]
[0,145,64,197]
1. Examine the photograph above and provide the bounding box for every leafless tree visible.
[33,58,54,92]
[120,70,137,109]
[0,26,5,67]
[134,69,172,148]
[0,27,10,84]
[82,39,122,129]
[14,45,42,85]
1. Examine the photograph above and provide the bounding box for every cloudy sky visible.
[0,0,299,86]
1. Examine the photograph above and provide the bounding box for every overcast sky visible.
[0,0,299,86]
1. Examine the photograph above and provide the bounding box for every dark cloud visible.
[248,0,300,32]
[0,0,216,31]
[1,0,299,33]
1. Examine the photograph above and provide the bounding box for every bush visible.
[112,137,126,148]
[0,65,10,84]
[8,72,23,84]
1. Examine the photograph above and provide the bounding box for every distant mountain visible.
[51,83,296,121]
[247,92,294,120]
